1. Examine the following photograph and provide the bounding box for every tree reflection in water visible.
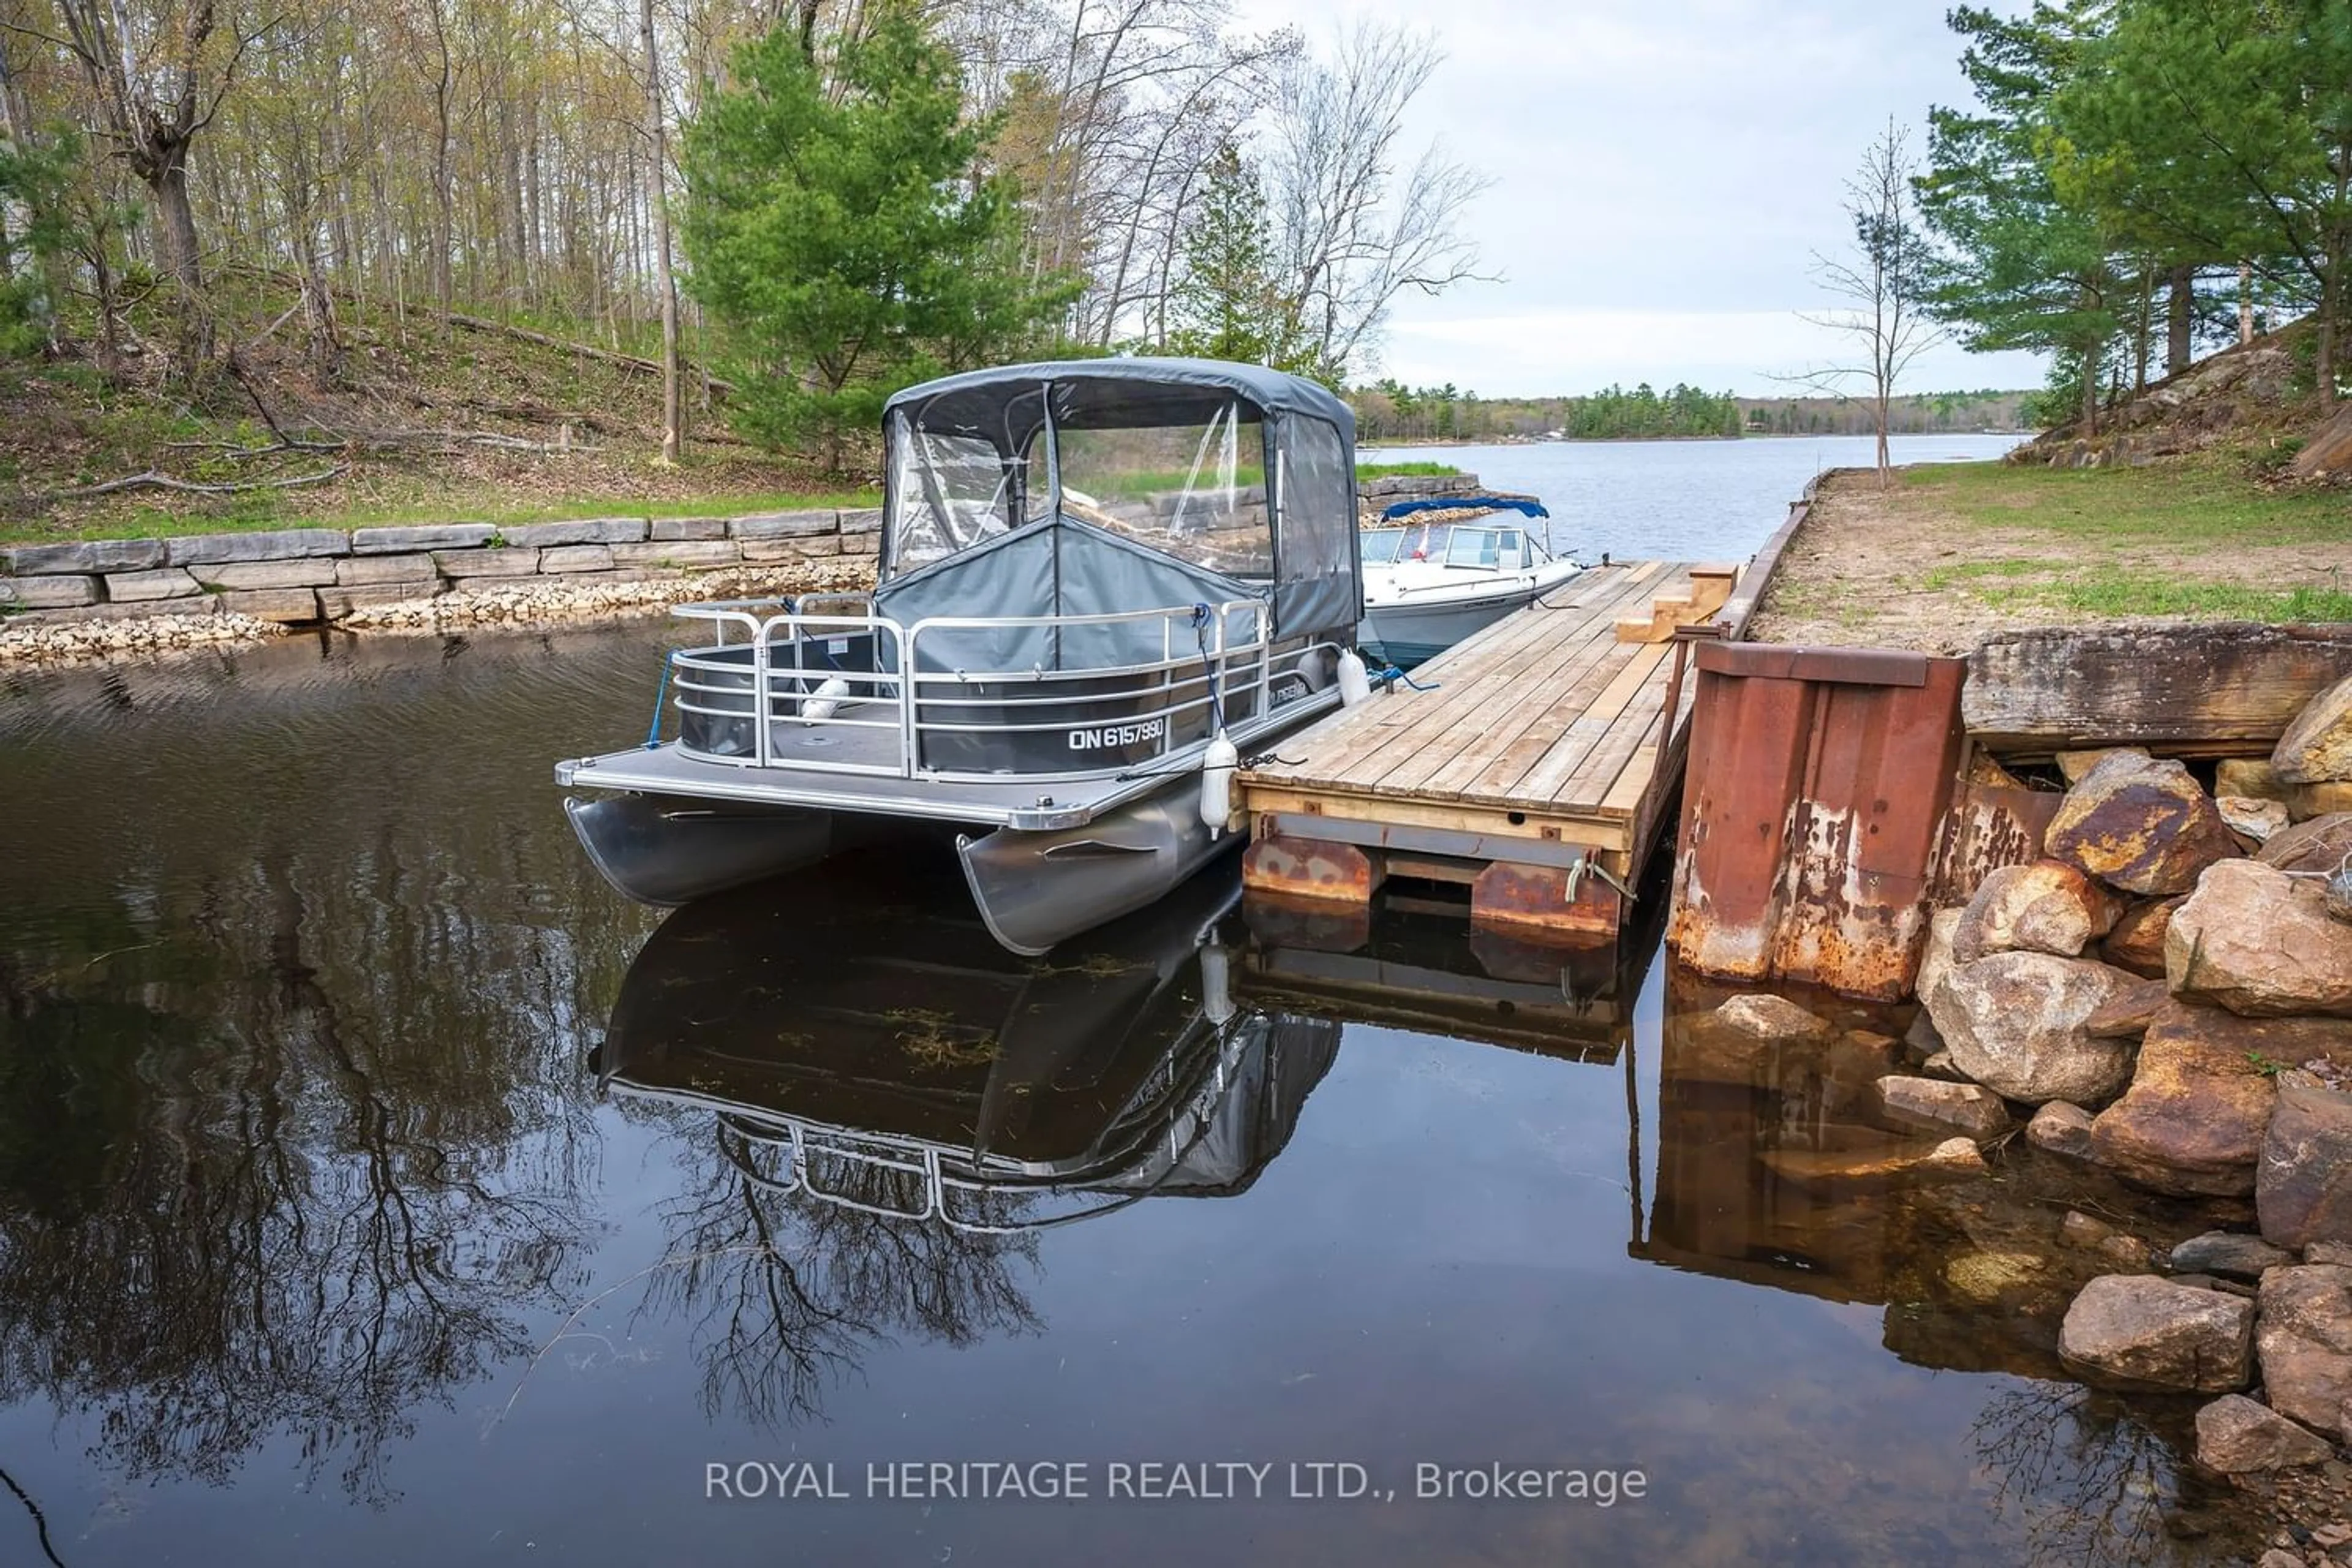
[0,844,624,1506]
[1970,1383,2195,1567]
[639,1127,1045,1431]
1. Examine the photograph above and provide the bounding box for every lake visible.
[0,433,2267,1566]
[1366,432,2026,562]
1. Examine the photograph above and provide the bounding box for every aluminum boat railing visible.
[663,594,1320,782]
[702,1011,1257,1234]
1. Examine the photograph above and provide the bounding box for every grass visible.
[0,486,884,546]
[1357,460,1463,478]
[1902,456,2352,546]
[1973,570,2352,622]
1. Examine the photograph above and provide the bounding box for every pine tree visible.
[1169,141,1280,364]
[680,12,1078,468]
[1918,4,2125,431]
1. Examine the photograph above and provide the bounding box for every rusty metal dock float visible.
[1237,559,1738,938]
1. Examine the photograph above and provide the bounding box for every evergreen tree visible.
[680,12,1078,467]
[1918,4,2125,431]
[1169,141,1280,364]
[0,127,77,358]
[2051,0,2352,405]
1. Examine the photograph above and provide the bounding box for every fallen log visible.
[446,312,734,394]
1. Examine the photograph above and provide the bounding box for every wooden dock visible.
[1238,560,1729,939]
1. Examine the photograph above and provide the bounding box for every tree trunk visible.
[643,0,682,461]
[2166,264,2193,377]
[149,155,213,363]
[2239,262,2254,344]
[2080,337,2101,435]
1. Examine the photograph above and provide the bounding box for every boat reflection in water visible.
[598,849,1340,1239]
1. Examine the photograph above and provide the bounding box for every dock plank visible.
[1286,562,1667,795]
[1377,570,1671,798]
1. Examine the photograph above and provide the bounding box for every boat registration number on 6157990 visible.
[1068,718,1165,751]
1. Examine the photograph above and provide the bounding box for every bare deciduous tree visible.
[1261,21,1490,384]
[1787,118,1945,486]
[45,0,262,364]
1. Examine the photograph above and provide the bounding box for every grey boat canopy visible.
[880,356,1360,642]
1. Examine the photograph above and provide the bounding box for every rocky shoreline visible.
[1702,669,2352,1553]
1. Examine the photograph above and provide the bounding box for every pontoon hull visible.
[564,793,842,908]
[957,780,1236,956]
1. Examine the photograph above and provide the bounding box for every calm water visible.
[0,435,2260,1566]
[1366,432,2025,562]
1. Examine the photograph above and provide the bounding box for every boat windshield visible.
[1358,528,1406,564]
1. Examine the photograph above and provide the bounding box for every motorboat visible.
[1355,496,1581,668]
[555,358,1369,954]
[595,853,1341,1230]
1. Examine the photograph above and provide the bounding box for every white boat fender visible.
[801,676,851,723]
[1201,943,1235,1024]
[1336,650,1372,707]
[1199,734,1238,833]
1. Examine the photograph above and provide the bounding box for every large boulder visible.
[2288,781,2352,823]
[1874,1074,2011,1142]
[2261,812,2352,877]
[2217,794,2291,845]
[1915,907,1962,1006]
[2217,756,2288,802]
[2260,1072,2352,1251]
[2167,859,2352,1017]
[2086,1003,2351,1197]
[2057,1273,2255,1392]
[2273,670,2352,784]
[1927,952,2139,1103]
[2194,1393,2335,1472]
[1950,859,2120,962]
[2045,752,2244,895]
[2100,896,2180,979]
[2253,1264,2352,1441]
[2084,974,2169,1038]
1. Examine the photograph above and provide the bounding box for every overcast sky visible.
[1231,0,2048,398]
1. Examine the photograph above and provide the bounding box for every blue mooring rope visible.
[1378,659,1440,693]
[643,651,679,748]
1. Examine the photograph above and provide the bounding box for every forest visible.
[1915,1,2352,428]
[0,0,1485,488]
[1351,382,2031,445]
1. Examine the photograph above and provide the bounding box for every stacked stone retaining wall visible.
[2,472,1492,650]
[0,505,883,631]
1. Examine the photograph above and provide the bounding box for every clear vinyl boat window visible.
[1049,401,1272,578]
[888,413,1016,571]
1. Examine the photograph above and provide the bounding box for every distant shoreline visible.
[1362,430,2032,449]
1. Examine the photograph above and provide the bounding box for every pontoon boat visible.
[556,358,1367,954]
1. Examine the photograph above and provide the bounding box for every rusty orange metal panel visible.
[1242,830,1381,906]
[1471,861,1623,940]
[1668,644,1970,1000]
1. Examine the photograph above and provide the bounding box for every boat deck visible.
[1236,560,1721,937]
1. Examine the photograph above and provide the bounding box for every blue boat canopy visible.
[1378,496,1551,521]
